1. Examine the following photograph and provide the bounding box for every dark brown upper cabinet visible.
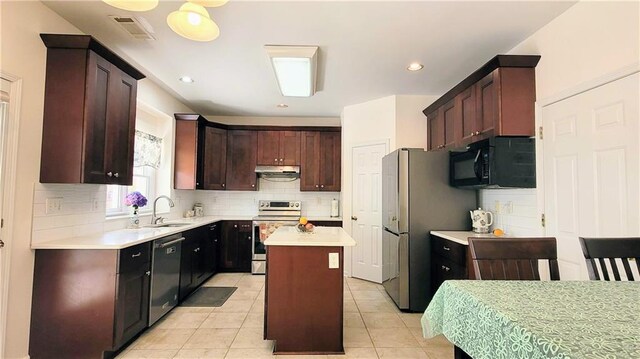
[39,34,145,185]
[174,114,227,190]
[226,130,258,191]
[300,131,341,192]
[423,55,540,151]
[257,131,301,166]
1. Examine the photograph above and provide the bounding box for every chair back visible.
[468,237,560,280]
[579,237,640,281]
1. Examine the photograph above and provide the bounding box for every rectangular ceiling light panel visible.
[265,45,318,97]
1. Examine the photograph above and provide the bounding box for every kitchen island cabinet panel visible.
[265,246,344,354]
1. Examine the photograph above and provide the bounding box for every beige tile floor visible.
[118,273,453,359]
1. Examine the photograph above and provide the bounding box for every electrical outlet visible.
[46,197,63,214]
[328,253,340,269]
[503,201,513,214]
[494,200,501,214]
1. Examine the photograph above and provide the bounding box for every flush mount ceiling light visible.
[277,103,289,108]
[179,76,195,83]
[167,2,220,42]
[407,62,424,71]
[265,45,319,97]
[188,0,229,7]
[102,0,158,12]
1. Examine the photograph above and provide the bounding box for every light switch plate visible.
[46,197,63,214]
[329,252,339,269]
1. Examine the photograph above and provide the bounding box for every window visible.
[106,166,157,216]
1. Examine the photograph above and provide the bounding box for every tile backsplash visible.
[478,188,542,236]
[31,179,340,244]
[31,183,196,244]
[196,178,340,218]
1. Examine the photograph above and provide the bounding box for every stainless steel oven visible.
[251,200,301,274]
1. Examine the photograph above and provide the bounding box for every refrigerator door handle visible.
[398,149,410,233]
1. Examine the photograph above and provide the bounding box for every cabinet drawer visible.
[432,235,466,265]
[119,242,151,273]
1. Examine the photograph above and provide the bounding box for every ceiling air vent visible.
[109,15,156,40]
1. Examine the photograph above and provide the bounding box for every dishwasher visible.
[149,233,184,326]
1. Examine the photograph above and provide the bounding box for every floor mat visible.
[180,286,237,307]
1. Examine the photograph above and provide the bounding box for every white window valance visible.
[134,130,162,168]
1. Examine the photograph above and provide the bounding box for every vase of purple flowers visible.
[125,191,148,229]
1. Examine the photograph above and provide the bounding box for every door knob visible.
[351,216,358,221]
[0,239,4,248]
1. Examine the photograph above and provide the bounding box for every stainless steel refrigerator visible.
[382,148,476,312]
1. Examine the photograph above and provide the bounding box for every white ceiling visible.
[43,0,575,117]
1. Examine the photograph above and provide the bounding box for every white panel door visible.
[351,142,386,283]
[543,72,639,280]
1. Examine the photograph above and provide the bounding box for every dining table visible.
[421,280,640,359]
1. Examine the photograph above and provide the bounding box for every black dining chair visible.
[579,237,640,281]
[468,237,560,280]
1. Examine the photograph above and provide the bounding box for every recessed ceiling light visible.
[277,103,289,108]
[407,63,424,71]
[179,76,195,83]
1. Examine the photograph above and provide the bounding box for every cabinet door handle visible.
[131,252,141,258]
[222,183,225,187]
[210,224,217,230]
[113,172,119,178]
[274,158,278,162]
[234,224,238,228]
[470,132,474,137]
[251,184,255,188]
[145,271,151,276]
[194,247,200,252]
[315,184,319,188]
[196,182,200,186]
[441,265,450,271]
[320,184,324,188]
[280,158,284,162]
[106,172,113,177]
[475,131,481,135]
[443,246,450,251]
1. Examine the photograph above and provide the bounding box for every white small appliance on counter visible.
[470,208,494,233]
[330,198,339,217]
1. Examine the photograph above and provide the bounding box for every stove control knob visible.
[295,203,299,207]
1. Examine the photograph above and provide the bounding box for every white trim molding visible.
[0,71,23,359]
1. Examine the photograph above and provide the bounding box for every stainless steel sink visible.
[144,222,191,228]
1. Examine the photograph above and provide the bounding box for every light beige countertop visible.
[430,230,499,246]
[31,216,253,250]
[307,217,342,221]
[264,226,356,247]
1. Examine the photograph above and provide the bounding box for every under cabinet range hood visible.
[255,165,300,179]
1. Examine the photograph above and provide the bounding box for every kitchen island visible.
[263,226,356,355]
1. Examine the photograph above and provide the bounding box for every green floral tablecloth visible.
[421,280,640,359]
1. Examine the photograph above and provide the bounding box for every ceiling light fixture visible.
[188,0,229,7]
[167,2,220,42]
[407,62,424,71]
[277,103,289,108]
[179,76,195,83]
[102,0,158,12]
[265,45,319,97]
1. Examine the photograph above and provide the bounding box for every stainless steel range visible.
[251,200,301,274]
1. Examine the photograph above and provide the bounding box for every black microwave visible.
[449,137,536,189]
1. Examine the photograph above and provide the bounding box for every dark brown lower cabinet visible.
[30,243,151,359]
[219,221,252,272]
[430,235,472,294]
[179,224,220,301]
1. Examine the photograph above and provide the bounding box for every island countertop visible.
[264,226,356,247]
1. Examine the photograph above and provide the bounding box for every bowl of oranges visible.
[296,217,315,233]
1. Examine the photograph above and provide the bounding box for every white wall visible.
[341,95,436,276]
[0,2,195,357]
[508,1,639,102]
[479,0,640,238]
[479,189,541,236]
